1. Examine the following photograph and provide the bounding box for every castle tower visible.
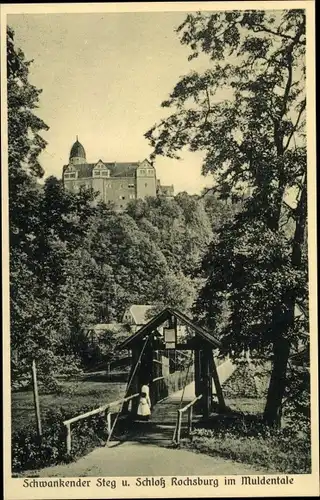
[69,136,86,165]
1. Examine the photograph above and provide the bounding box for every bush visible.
[186,415,311,474]
[12,409,68,472]
[12,405,109,472]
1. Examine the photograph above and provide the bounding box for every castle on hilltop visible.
[62,138,174,211]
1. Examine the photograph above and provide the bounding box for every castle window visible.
[145,183,148,187]
[64,173,76,179]
[94,169,109,177]
[148,169,154,175]
[128,184,135,188]
[139,169,146,176]
[129,194,135,199]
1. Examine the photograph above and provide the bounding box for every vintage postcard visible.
[1,1,318,498]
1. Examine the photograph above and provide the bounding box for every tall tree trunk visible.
[264,174,307,427]
[263,335,290,427]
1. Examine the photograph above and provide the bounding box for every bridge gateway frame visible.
[117,307,227,418]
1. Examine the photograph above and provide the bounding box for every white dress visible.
[137,384,151,417]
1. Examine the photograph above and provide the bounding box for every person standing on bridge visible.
[137,381,151,421]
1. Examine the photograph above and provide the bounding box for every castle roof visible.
[63,161,142,179]
[70,138,86,160]
[108,163,139,177]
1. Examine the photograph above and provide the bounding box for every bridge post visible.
[195,344,213,418]
[194,348,202,415]
[194,349,201,397]
[152,350,161,405]
[66,423,71,454]
[123,343,141,416]
[210,352,227,412]
[202,347,213,418]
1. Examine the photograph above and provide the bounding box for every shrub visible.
[12,409,68,472]
[12,405,109,472]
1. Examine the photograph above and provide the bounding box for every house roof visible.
[117,307,221,350]
[125,305,155,325]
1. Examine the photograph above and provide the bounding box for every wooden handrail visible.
[63,392,140,454]
[63,393,139,426]
[64,377,164,427]
[172,394,202,445]
[179,394,202,414]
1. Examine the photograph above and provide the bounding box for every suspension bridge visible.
[63,308,236,452]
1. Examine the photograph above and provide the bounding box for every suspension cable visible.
[106,334,151,446]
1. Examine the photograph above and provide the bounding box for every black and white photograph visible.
[1,1,318,498]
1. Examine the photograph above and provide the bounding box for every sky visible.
[8,11,219,195]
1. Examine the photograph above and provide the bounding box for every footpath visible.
[31,440,266,477]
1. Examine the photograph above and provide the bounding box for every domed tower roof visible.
[69,136,86,161]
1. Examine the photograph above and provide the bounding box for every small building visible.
[122,305,156,330]
[156,180,175,199]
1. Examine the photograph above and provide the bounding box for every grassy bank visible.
[12,372,127,433]
[179,363,311,475]
[182,402,311,474]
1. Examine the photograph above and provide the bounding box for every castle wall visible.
[103,177,136,210]
[136,176,157,199]
[136,165,156,199]
[63,179,78,193]
[92,177,105,203]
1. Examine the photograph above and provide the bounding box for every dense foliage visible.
[145,9,309,427]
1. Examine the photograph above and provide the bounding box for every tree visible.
[7,26,49,245]
[127,194,214,276]
[145,10,307,426]
[8,26,51,387]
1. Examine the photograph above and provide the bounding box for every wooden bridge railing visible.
[63,392,139,454]
[172,394,203,445]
